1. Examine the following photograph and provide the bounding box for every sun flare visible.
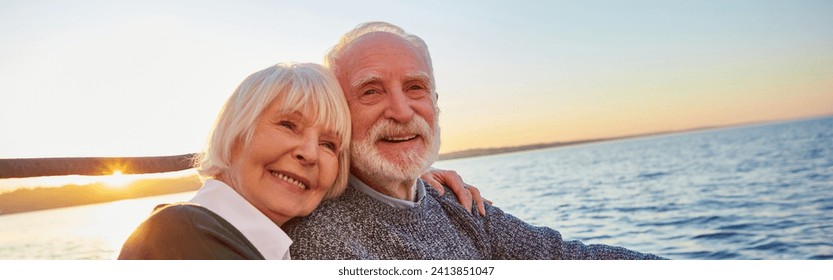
[102,169,134,188]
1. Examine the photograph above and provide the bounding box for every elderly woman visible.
[118,63,483,260]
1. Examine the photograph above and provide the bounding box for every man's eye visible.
[408,85,426,91]
[363,89,379,96]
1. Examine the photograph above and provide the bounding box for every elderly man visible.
[283,22,664,260]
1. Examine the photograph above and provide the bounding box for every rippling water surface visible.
[1,117,831,259]
[435,116,833,259]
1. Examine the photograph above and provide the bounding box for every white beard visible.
[350,115,440,189]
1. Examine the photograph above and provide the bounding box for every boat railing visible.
[0,153,197,179]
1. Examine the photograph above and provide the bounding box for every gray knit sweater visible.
[283,180,665,260]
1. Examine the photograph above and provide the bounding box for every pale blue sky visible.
[1,0,831,164]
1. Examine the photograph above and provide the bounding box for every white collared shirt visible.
[348,175,425,209]
[189,179,292,260]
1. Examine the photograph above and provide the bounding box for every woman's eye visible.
[321,141,337,151]
[278,120,296,130]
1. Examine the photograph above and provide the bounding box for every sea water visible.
[434,116,833,260]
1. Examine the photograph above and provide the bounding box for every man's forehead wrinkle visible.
[347,32,423,62]
[341,33,401,62]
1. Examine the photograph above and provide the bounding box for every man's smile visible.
[381,134,418,143]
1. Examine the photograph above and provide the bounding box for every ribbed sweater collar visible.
[338,179,439,225]
[348,175,426,209]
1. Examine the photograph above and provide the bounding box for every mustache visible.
[367,116,432,141]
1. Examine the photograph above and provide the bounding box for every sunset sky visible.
[2,1,832,189]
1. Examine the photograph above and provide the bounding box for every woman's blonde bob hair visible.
[193,62,351,199]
